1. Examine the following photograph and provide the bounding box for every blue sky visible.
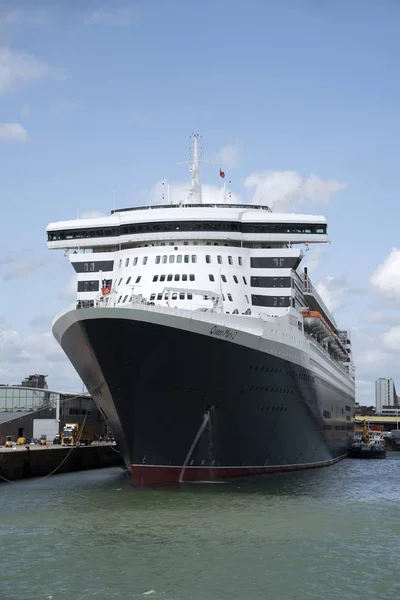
[0,0,400,403]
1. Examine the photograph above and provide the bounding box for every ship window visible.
[167,274,173,281]
[152,275,158,282]
[118,278,122,285]
[179,293,185,299]
[155,256,161,264]
[123,295,128,303]
[250,257,300,269]
[174,274,180,281]
[177,255,182,263]
[245,295,249,303]
[227,293,233,301]
[133,257,138,266]
[191,255,197,263]
[233,275,238,284]
[164,293,169,300]
[184,255,189,263]
[217,255,222,264]
[143,257,148,265]
[169,255,175,263]
[135,276,141,283]
[251,295,291,307]
[150,293,156,300]
[89,262,95,272]
[323,410,331,419]
[243,276,247,285]
[162,255,167,264]
[222,294,225,300]
[126,277,131,284]
[160,274,166,282]
[206,255,211,263]
[187,293,193,300]
[125,259,129,267]
[345,405,351,411]
[228,256,233,265]
[189,274,195,281]
[83,281,89,292]
[182,274,188,281]
[117,295,122,303]
[221,274,227,282]
[172,293,178,300]
[251,276,291,288]
[118,260,121,269]
[157,293,163,300]
[238,257,242,266]
[209,274,215,281]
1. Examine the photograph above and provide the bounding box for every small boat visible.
[348,420,386,459]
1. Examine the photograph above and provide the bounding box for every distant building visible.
[375,378,398,414]
[0,384,108,443]
[21,374,48,389]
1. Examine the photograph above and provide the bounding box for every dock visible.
[0,443,124,483]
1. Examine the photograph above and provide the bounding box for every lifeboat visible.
[301,310,331,340]
[328,333,348,360]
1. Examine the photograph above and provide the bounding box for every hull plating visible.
[55,310,355,486]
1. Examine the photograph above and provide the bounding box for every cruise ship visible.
[47,135,355,486]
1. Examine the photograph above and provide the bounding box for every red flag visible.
[219,168,225,179]
[101,286,111,296]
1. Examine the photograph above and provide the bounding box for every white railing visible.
[305,332,352,378]
[52,301,264,337]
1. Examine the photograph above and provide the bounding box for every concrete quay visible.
[0,443,124,483]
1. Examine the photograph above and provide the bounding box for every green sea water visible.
[1,455,399,600]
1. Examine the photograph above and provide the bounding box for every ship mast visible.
[189,133,203,204]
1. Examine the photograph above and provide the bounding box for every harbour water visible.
[1,455,399,600]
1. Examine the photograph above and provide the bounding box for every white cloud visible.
[84,7,135,26]
[20,104,30,118]
[0,123,29,142]
[244,170,346,210]
[1,9,54,25]
[55,99,75,112]
[214,142,240,169]
[150,180,241,205]
[0,46,63,95]
[361,310,400,326]
[369,248,400,299]
[3,259,45,280]
[382,326,400,352]
[0,328,80,391]
[315,275,349,313]
[302,247,322,274]
[62,276,76,299]
[355,379,376,406]
[79,210,106,219]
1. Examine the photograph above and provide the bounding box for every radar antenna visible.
[177,133,204,205]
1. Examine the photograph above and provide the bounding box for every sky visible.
[0,0,399,404]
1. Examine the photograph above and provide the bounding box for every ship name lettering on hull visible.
[209,325,238,341]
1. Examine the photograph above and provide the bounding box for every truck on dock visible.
[61,423,94,446]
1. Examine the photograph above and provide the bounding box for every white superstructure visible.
[47,135,354,404]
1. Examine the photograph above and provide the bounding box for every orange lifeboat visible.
[301,310,332,340]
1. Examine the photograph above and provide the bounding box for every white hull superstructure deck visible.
[47,135,355,486]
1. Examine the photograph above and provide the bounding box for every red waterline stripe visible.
[130,455,347,487]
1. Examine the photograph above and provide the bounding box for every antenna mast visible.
[189,133,202,204]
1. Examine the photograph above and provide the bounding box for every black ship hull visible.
[54,308,355,486]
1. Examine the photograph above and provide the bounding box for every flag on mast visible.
[219,168,225,179]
